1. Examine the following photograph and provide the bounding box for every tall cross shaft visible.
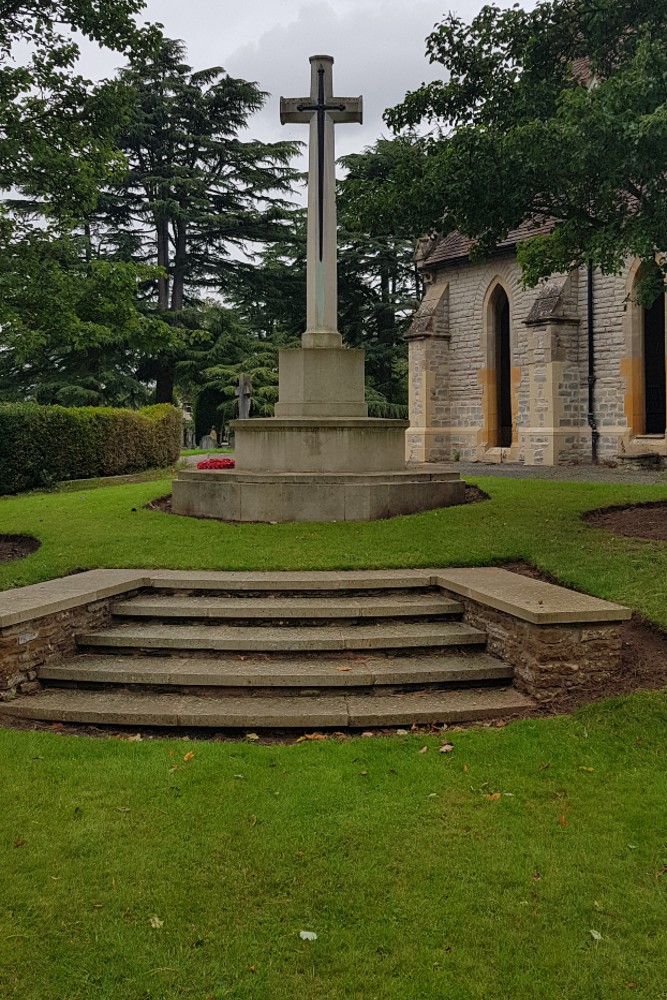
[281,55,362,348]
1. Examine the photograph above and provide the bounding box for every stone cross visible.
[280,55,362,348]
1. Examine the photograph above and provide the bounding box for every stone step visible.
[109,593,463,622]
[76,621,486,654]
[0,686,534,728]
[149,570,434,594]
[40,651,511,688]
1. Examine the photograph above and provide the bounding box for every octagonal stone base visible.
[171,467,465,523]
[230,417,409,474]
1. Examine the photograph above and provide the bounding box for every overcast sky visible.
[81,0,533,163]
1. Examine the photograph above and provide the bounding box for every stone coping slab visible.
[0,566,631,629]
[434,567,631,624]
[176,469,461,483]
[0,570,149,628]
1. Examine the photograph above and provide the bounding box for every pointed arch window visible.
[490,285,512,447]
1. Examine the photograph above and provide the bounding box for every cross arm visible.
[280,97,312,124]
[329,97,363,125]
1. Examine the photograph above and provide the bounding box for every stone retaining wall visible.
[443,592,623,701]
[0,598,118,701]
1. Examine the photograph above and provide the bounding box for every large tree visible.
[100,38,300,401]
[0,0,159,215]
[384,0,667,303]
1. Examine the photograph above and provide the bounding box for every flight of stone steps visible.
[3,575,533,729]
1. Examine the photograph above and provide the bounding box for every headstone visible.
[235,373,252,420]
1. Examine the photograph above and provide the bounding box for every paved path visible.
[456,461,667,486]
[182,452,666,486]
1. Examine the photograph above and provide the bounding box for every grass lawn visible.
[2,696,667,999]
[1,474,666,625]
[1,474,667,998]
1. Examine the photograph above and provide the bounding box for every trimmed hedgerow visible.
[0,403,181,495]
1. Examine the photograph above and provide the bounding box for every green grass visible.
[2,694,667,999]
[1,474,667,625]
[2,474,667,997]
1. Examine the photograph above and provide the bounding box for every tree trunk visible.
[156,218,170,310]
[170,220,187,312]
[155,356,175,403]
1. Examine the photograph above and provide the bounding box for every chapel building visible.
[406,225,667,467]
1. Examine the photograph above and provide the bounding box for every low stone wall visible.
[441,592,623,701]
[0,599,115,701]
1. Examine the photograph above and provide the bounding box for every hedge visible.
[0,403,181,495]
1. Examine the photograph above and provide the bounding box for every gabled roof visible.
[421,218,555,269]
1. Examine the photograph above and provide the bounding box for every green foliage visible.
[0,403,180,494]
[0,1,160,217]
[95,37,300,401]
[0,228,172,406]
[384,1,667,302]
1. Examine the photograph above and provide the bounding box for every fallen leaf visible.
[628,844,638,850]
[419,746,428,754]
[183,751,195,762]
[439,743,454,753]
[559,815,567,827]
[463,764,469,773]
[336,666,352,672]
[396,729,409,736]
[589,929,602,941]
[359,770,368,776]
[361,731,375,738]
[428,793,438,798]
[127,734,142,742]
[539,762,550,770]
[149,915,164,929]
[302,733,327,741]
[14,839,24,848]
[249,815,257,826]
[245,733,260,742]
[485,792,501,801]
[234,774,245,780]
[116,806,131,813]
[578,766,594,772]
[299,930,317,941]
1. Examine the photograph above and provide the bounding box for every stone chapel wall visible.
[408,252,641,466]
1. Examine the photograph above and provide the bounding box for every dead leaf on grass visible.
[183,751,195,762]
[485,793,501,801]
[559,815,567,827]
[419,746,428,754]
[149,915,164,929]
[439,743,454,753]
[336,666,352,672]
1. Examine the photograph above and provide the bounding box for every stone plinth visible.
[171,467,465,523]
[231,417,407,474]
[275,348,367,418]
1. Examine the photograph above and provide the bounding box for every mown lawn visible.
[2,695,667,999]
[1,474,667,624]
[1,475,667,998]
